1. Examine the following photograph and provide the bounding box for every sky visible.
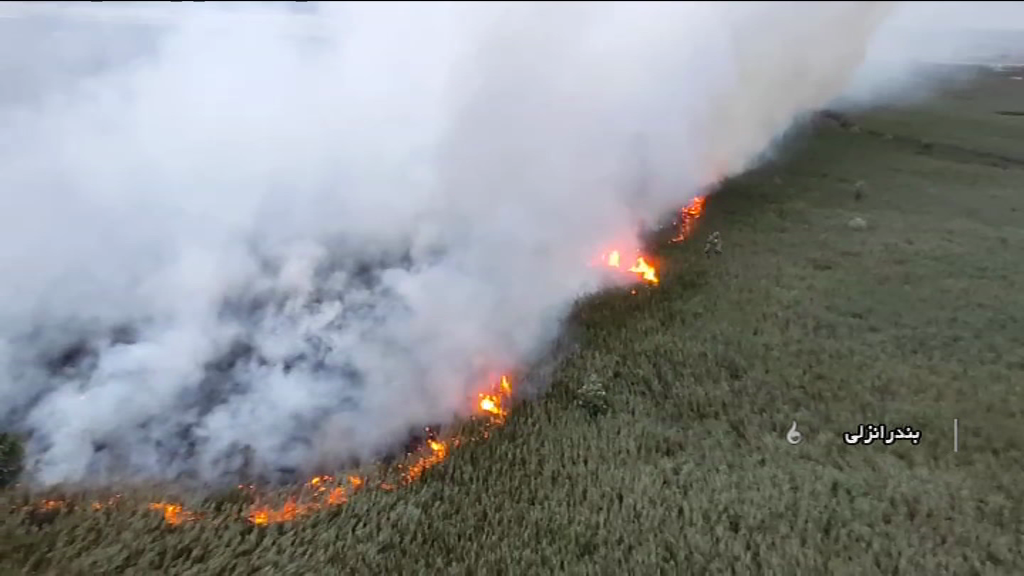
[1,2,1023,29]
[888,1,1024,30]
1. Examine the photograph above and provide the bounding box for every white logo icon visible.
[786,421,803,445]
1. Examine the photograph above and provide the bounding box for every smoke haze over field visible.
[835,1,1024,108]
[0,1,905,485]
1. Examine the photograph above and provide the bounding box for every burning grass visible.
[1,196,707,532]
[6,371,518,528]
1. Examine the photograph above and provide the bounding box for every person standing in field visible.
[705,231,722,257]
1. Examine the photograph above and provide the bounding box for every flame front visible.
[149,503,197,526]
[628,257,658,284]
[244,374,512,526]
[25,371,514,528]
[29,195,711,527]
[602,250,659,284]
[478,375,511,422]
[672,195,707,242]
[404,439,449,484]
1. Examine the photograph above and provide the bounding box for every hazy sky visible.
[1,2,1023,32]
[890,1,1024,30]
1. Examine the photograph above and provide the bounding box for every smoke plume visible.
[0,1,895,485]
[834,1,1024,109]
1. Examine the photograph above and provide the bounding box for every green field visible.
[3,66,1023,575]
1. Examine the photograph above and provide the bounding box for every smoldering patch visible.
[4,245,455,486]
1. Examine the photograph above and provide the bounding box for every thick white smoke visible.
[0,1,896,485]
[835,1,1024,109]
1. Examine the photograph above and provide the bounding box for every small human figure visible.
[853,180,867,201]
[705,231,722,258]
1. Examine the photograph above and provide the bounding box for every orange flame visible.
[249,501,306,526]
[628,257,658,284]
[148,503,197,526]
[602,250,659,284]
[403,439,448,484]
[478,375,511,423]
[247,474,366,526]
[672,195,707,242]
[38,500,65,512]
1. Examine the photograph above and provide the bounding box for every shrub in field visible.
[847,216,868,230]
[576,376,610,417]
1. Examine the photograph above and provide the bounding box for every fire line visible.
[22,195,707,526]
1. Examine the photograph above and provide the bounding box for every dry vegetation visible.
[2,66,1024,574]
